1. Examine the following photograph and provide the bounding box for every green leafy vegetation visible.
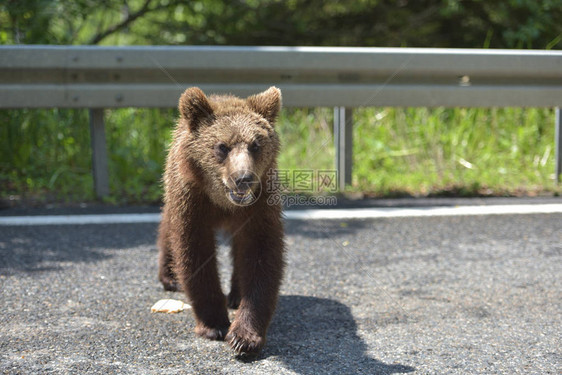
[2,0,560,48]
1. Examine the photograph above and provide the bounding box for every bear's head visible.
[176,86,282,209]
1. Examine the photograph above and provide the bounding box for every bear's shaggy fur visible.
[157,87,285,356]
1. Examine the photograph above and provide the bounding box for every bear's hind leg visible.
[157,216,180,291]
[227,266,241,309]
[173,226,230,341]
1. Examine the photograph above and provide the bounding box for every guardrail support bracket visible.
[334,107,353,191]
[554,107,562,184]
[89,108,110,198]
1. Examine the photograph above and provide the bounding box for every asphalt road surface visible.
[0,202,560,374]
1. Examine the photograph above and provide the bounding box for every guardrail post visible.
[554,107,562,184]
[334,107,353,191]
[89,108,110,198]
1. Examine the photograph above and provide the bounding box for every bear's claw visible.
[195,323,229,341]
[161,280,180,292]
[226,327,265,355]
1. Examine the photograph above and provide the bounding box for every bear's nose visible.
[233,172,255,191]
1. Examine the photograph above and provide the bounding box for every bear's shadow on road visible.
[264,295,415,375]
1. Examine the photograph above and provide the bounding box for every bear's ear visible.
[246,86,282,124]
[178,87,214,130]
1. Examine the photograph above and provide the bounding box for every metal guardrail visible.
[1,45,561,196]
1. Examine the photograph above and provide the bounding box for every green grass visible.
[352,107,558,196]
[0,106,559,206]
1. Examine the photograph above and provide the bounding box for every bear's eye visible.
[249,140,260,153]
[216,143,230,156]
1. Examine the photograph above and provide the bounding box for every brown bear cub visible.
[157,86,285,356]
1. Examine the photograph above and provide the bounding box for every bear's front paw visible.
[195,322,229,341]
[159,274,181,292]
[226,323,265,356]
